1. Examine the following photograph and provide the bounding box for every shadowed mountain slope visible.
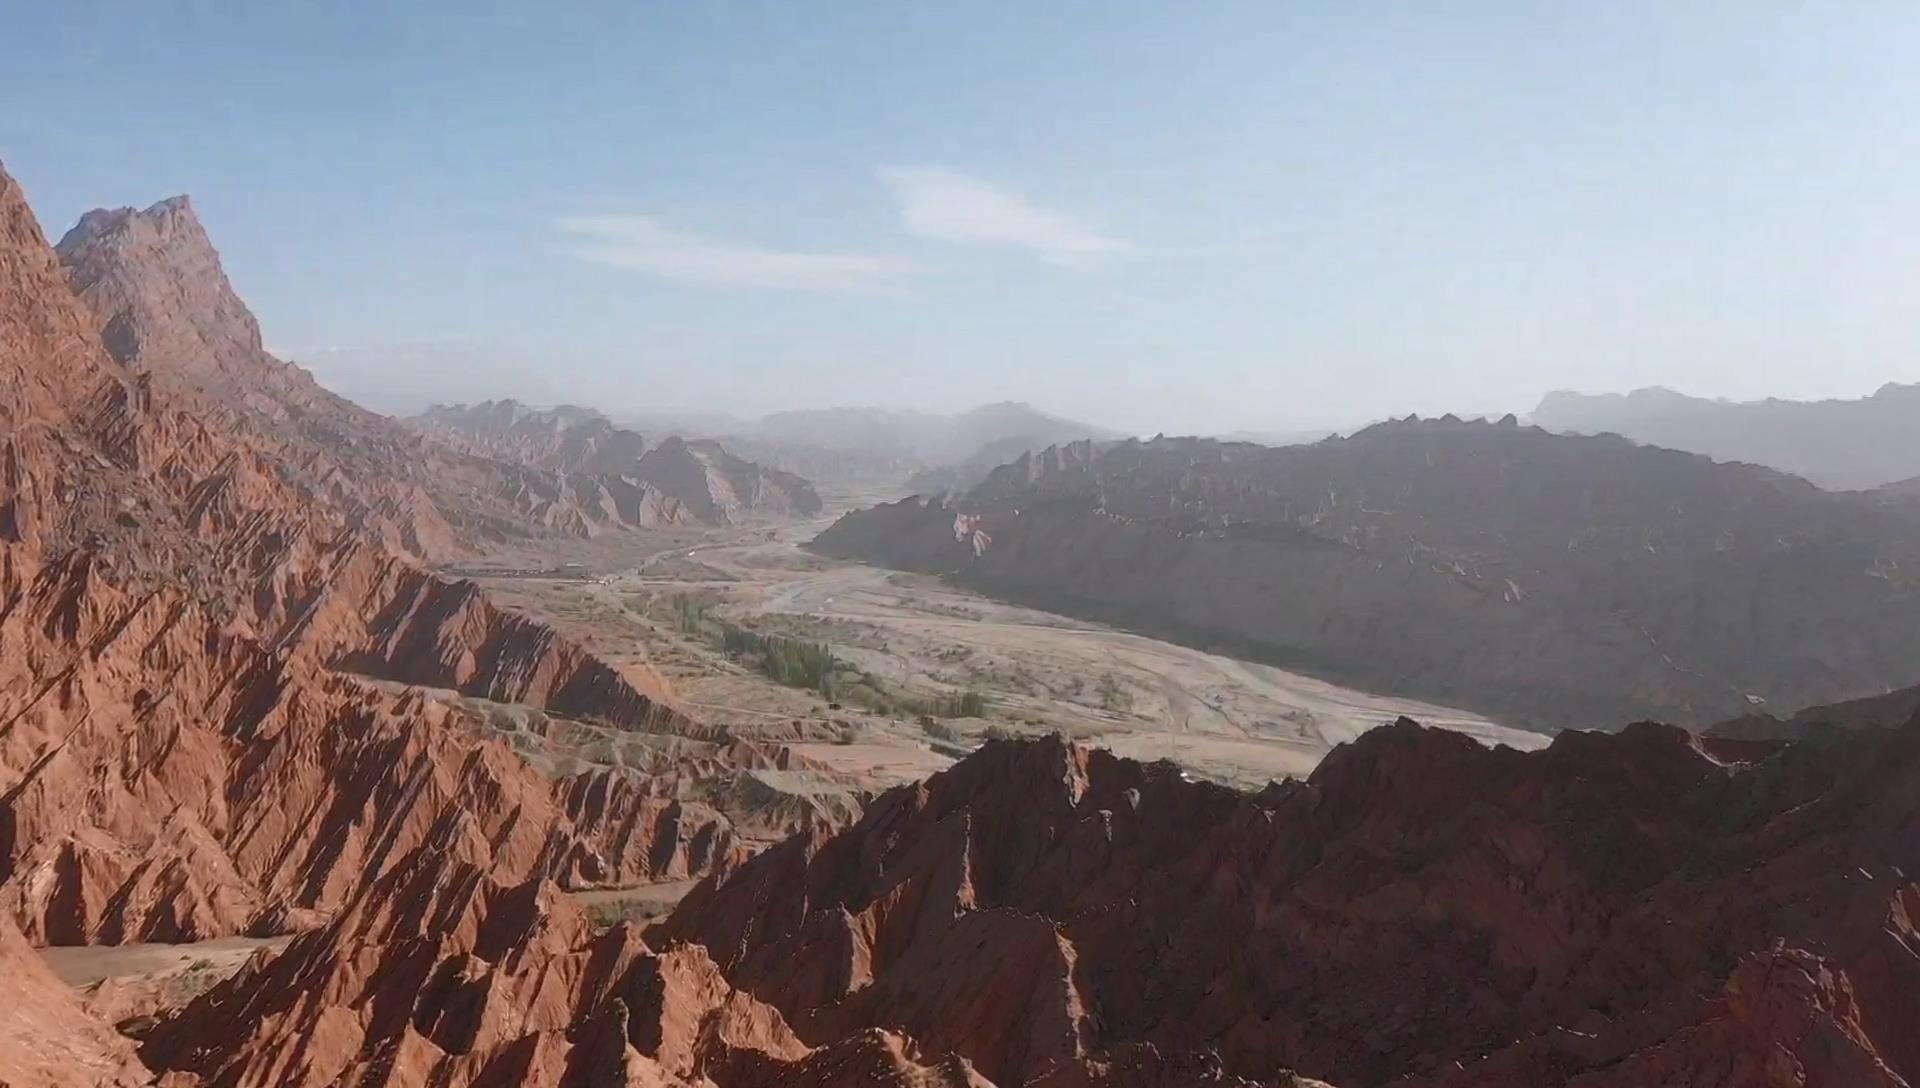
[815,421,1920,729]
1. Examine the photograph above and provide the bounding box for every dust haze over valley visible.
[12,5,1920,1088]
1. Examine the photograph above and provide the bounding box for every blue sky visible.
[5,2,1919,433]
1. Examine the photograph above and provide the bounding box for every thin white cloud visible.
[556,215,913,293]
[880,166,1127,265]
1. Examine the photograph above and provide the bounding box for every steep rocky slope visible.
[815,422,1920,729]
[2,160,746,965]
[651,725,1920,1087]
[1534,383,1920,490]
[416,402,823,523]
[55,197,691,549]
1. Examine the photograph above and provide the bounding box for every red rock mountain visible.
[55,197,697,551]
[0,160,779,1077]
[416,400,826,523]
[816,426,1920,730]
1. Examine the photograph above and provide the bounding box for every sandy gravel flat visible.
[40,935,290,988]
[571,878,702,909]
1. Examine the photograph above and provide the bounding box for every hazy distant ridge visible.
[1534,383,1920,490]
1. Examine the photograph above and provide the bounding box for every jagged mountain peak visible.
[55,190,265,374]
[62,193,201,247]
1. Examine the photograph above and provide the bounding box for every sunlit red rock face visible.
[651,726,1920,1087]
[2,159,740,964]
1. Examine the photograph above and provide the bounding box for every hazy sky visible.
[5,2,1919,434]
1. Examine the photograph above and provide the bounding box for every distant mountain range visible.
[1215,427,1339,447]
[1534,383,1920,490]
[410,400,823,522]
[754,401,1123,465]
[612,400,1124,489]
[290,345,1124,489]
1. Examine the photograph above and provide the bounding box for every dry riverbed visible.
[458,489,1547,792]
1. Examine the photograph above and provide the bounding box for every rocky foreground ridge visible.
[413,401,824,524]
[131,715,1920,1087]
[816,428,1920,729]
[648,723,1920,1086]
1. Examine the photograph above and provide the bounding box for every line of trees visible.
[672,594,712,633]
[669,593,986,717]
[916,690,988,718]
[718,623,839,695]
